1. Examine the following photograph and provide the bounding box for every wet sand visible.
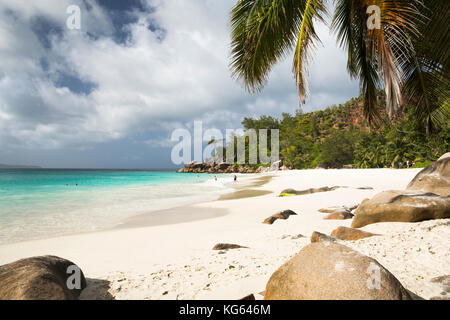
[218,189,272,200]
[115,206,229,229]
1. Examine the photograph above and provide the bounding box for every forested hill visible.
[241,95,449,169]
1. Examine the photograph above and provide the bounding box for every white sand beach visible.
[0,168,448,300]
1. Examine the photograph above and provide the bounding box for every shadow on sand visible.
[79,278,115,300]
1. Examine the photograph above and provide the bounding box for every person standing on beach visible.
[234,175,237,182]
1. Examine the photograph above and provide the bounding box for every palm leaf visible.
[292,0,327,103]
[332,0,421,123]
[367,0,421,116]
[332,0,380,123]
[400,0,450,133]
[230,0,308,93]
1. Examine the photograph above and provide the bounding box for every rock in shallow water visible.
[0,255,86,300]
[264,243,412,300]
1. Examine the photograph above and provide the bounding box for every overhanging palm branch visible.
[292,0,326,103]
[400,0,450,133]
[230,0,309,93]
[332,0,420,122]
[230,0,448,130]
[332,0,381,123]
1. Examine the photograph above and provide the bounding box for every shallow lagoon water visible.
[0,170,231,244]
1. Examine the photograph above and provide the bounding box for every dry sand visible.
[0,168,448,300]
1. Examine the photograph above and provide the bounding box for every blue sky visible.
[0,0,359,168]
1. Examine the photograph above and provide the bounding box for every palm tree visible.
[230,0,449,130]
[400,0,450,133]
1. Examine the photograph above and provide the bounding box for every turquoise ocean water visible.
[0,170,232,244]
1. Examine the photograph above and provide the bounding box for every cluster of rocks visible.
[261,153,449,300]
[177,161,257,173]
[352,154,450,228]
[308,154,450,226]
[177,160,289,174]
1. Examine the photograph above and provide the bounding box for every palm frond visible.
[332,0,381,124]
[292,0,327,103]
[367,0,421,116]
[332,0,421,123]
[400,0,450,133]
[230,0,308,93]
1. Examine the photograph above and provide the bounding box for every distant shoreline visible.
[0,167,180,171]
[0,164,42,169]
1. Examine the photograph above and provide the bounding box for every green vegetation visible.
[240,95,449,169]
[226,1,450,168]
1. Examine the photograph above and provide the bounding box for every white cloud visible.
[0,0,359,154]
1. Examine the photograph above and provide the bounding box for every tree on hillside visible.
[318,129,360,168]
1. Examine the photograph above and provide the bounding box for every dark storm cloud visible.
[94,0,153,45]
[30,15,64,49]
[54,72,98,95]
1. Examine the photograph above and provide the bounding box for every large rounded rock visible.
[407,158,450,196]
[0,256,86,300]
[264,243,411,300]
[331,226,378,240]
[351,190,450,228]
